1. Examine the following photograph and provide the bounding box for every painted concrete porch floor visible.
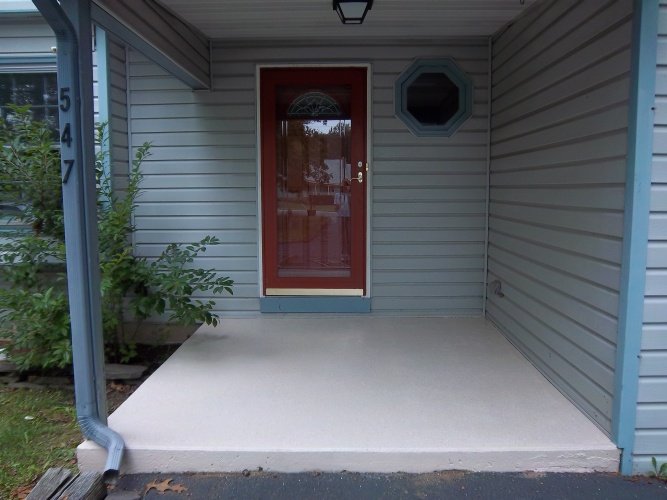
[78,317,618,474]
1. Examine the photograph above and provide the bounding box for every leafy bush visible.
[0,106,233,369]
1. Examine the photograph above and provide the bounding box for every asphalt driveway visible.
[109,471,667,499]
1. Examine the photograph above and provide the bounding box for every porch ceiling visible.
[156,0,538,41]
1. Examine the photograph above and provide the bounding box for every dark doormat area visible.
[110,471,667,500]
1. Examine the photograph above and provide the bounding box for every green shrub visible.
[0,106,233,369]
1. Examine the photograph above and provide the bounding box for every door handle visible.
[351,171,363,183]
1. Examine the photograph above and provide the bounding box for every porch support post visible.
[32,0,124,479]
[613,0,659,475]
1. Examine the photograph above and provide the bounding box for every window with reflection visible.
[274,86,353,278]
[0,72,58,229]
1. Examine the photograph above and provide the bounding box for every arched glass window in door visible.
[287,91,342,118]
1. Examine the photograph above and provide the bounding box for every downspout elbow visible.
[78,415,125,483]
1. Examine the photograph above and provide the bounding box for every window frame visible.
[0,57,59,132]
[394,58,473,137]
[0,56,58,231]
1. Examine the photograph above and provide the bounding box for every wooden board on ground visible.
[27,467,105,500]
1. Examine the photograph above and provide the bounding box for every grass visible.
[0,387,81,499]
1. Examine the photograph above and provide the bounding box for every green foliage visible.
[0,109,234,370]
[0,287,71,370]
[135,236,234,328]
[650,457,667,480]
[0,104,63,238]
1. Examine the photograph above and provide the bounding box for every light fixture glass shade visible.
[333,0,373,24]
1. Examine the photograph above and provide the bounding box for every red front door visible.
[260,67,367,295]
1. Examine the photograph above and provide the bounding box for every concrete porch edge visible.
[78,317,619,475]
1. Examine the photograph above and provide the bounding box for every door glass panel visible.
[275,86,352,278]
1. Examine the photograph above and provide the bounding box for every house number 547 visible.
[59,87,74,184]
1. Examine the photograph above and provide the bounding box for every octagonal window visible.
[395,58,473,137]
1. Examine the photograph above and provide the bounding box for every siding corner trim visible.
[612,0,660,476]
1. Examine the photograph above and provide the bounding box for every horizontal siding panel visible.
[373,242,484,257]
[131,103,253,119]
[372,174,484,188]
[139,159,256,175]
[494,19,632,111]
[139,146,255,161]
[488,0,631,436]
[135,202,257,217]
[653,156,667,182]
[373,283,482,297]
[490,202,623,238]
[634,430,667,454]
[487,267,616,373]
[492,0,577,67]
[140,174,255,189]
[639,351,667,377]
[494,0,631,87]
[136,215,257,231]
[375,188,485,202]
[644,297,667,323]
[638,377,667,403]
[131,131,256,147]
[373,229,485,244]
[636,404,667,429]
[487,301,613,431]
[487,256,618,344]
[649,213,667,238]
[135,229,257,245]
[374,116,488,133]
[490,158,626,188]
[647,242,667,268]
[642,325,667,350]
[489,230,621,290]
[373,256,482,271]
[374,201,485,216]
[490,132,628,172]
[132,118,256,134]
[645,270,667,295]
[489,218,623,263]
[651,185,667,211]
[491,106,629,158]
[135,243,257,259]
[633,455,667,474]
[493,48,631,130]
[492,78,630,143]
[369,159,487,174]
[373,270,483,284]
[492,186,623,219]
[371,297,481,312]
[373,215,485,230]
[130,89,254,105]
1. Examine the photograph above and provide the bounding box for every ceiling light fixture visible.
[333,0,374,24]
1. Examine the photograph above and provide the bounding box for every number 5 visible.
[59,87,70,112]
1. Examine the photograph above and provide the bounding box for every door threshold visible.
[265,288,364,296]
[260,296,371,313]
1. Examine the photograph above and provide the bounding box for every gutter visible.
[32,0,124,481]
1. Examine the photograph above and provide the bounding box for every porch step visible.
[78,443,618,474]
[78,317,619,474]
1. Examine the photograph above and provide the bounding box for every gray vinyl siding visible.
[0,16,55,61]
[486,0,633,435]
[94,0,210,89]
[106,36,130,193]
[128,40,489,316]
[634,0,667,474]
